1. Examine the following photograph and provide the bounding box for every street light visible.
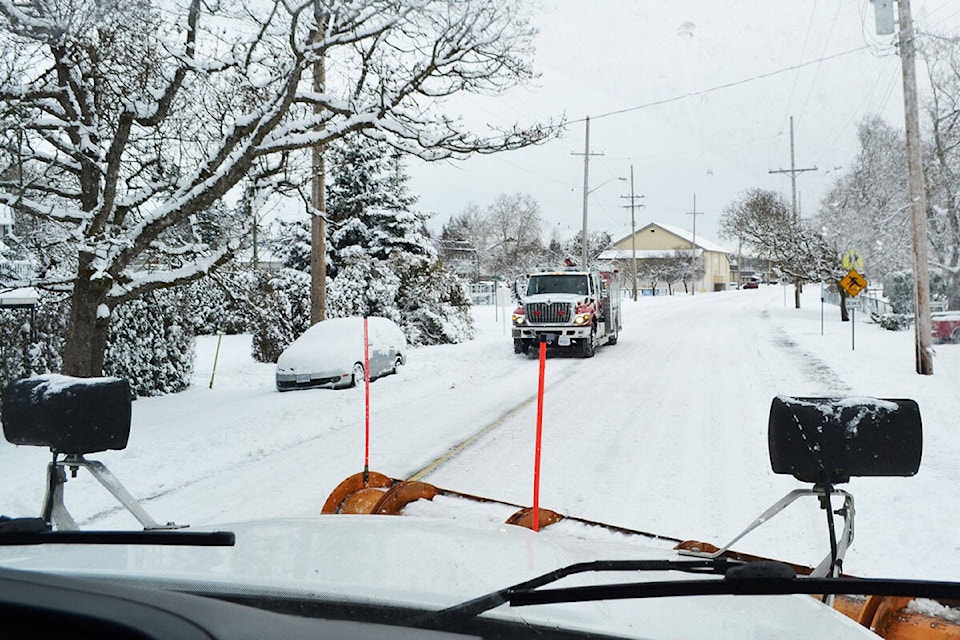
[581,176,626,267]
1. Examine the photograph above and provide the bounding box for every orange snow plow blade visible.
[322,472,960,640]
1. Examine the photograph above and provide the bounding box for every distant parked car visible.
[931,311,960,343]
[743,281,759,289]
[276,317,406,391]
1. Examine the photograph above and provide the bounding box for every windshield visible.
[2,2,960,639]
[526,275,589,296]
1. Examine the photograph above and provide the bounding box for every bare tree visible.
[920,35,960,310]
[0,0,557,376]
[486,192,544,276]
[721,189,840,310]
[817,117,912,279]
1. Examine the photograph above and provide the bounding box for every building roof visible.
[613,222,731,254]
[597,248,702,260]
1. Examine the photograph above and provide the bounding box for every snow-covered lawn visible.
[2,284,958,582]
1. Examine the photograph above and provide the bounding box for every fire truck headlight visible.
[573,313,592,326]
[512,314,525,325]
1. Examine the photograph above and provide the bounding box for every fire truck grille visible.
[524,302,573,325]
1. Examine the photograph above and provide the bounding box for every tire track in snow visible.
[768,323,852,395]
[406,356,583,482]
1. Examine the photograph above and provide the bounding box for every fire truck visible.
[511,268,621,357]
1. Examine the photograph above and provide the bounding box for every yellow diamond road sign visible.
[839,269,867,297]
[842,249,865,271]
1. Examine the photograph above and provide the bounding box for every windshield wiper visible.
[0,517,235,547]
[416,557,742,627]
[420,559,960,627]
[509,561,960,606]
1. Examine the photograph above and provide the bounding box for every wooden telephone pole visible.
[620,165,644,301]
[572,117,604,267]
[897,0,934,374]
[769,116,817,220]
[310,14,327,325]
[687,194,703,295]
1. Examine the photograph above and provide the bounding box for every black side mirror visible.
[768,396,922,484]
[2,376,132,454]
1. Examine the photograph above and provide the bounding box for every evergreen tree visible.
[104,290,196,397]
[327,137,423,277]
[325,135,474,345]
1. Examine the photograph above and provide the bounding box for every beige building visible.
[598,222,733,294]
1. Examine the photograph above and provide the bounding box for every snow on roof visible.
[613,222,731,254]
[597,248,701,260]
[0,286,39,307]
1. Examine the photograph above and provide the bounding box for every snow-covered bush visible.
[0,293,67,392]
[883,269,950,314]
[250,269,312,363]
[870,312,912,331]
[104,290,195,396]
[324,254,474,346]
[326,257,402,323]
[187,271,257,335]
[394,255,474,345]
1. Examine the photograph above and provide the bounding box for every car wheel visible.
[952,327,960,343]
[349,362,365,388]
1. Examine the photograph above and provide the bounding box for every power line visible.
[771,0,820,167]
[561,45,871,126]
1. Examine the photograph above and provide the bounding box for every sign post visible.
[839,268,868,351]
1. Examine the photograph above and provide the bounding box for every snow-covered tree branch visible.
[0,0,557,376]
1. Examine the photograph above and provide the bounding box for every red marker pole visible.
[363,317,371,484]
[533,338,546,532]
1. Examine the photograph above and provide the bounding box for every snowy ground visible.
[2,285,958,581]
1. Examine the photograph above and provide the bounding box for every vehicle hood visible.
[521,293,590,306]
[0,515,878,639]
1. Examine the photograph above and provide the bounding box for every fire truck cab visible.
[511,269,621,358]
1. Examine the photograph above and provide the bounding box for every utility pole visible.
[769,117,817,219]
[310,14,327,325]
[770,116,817,309]
[620,165,644,301]
[572,116,604,267]
[686,194,703,295]
[896,0,934,375]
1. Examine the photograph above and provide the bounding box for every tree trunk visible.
[62,258,113,377]
[839,286,849,322]
[794,279,802,309]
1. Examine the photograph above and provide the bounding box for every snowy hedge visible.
[249,269,312,364]
[104,289,196,397]
[0,293,67,393]
[883,269,950,314]
[186,271,256,335]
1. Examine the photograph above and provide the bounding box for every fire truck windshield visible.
[526,275,588,296]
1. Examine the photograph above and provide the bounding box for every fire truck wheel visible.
[580,328,596,358]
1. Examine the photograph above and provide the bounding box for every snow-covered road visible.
[2,285,958,580]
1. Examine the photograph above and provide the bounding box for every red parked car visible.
[932,311,960,343]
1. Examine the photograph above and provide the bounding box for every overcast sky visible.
[407,0,960,251]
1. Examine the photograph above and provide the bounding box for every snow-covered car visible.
[275,317,406,391]
[932,311,960,343]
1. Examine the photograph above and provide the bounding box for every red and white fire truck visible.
[511,268,621,357]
